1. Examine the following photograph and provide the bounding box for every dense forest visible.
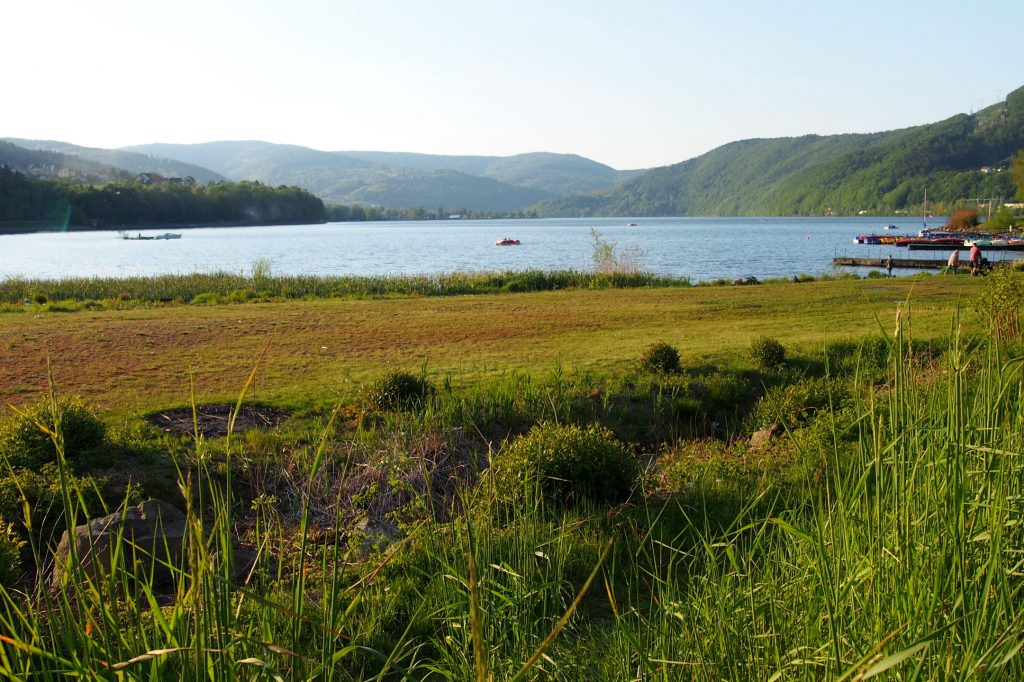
[0,167,325,230]
[533,86,1024,217]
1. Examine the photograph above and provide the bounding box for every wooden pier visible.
[834,256,1023,270]
[834,256,951,269]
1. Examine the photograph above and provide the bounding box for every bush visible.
[947,208,980,231]
[490,422,637,505]
[361,371,433,411]
[749,335,786,369]
[750,376,849,430]
[0,397,106,470]
[974,267,1024,341]
[637,341,681,374]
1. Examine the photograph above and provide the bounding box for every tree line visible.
[0,166,325,230]
[325,203,538,222]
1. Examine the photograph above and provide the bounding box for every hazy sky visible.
[6,0,1023,169]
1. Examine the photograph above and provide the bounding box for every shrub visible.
[749,335,786,369]
[361,371,433,411]
[974,267,1024,341]
[0,397,106,470]
[637,341,681,374]
[490,422,637,505]
[750,376,849,430]
[947,208,980,231]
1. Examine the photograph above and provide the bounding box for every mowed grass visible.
[0,275,985,411]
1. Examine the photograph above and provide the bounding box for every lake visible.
[1,215,1000,283]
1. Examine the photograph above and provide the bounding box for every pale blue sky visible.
[6,0,1023,169]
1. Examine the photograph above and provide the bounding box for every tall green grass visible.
[0,323,1021,679]
[0,269,689,307]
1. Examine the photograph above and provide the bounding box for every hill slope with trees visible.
[533,86,1024,217]
[123,142,635,209]
[2,139,226,184]
[0,167,324,231]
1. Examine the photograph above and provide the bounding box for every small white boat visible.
[119,231,182,240]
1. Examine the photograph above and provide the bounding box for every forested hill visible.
[533,86,1024,217]
[0,167,324,231]
[123,142,637,208]
[1,139,226,184]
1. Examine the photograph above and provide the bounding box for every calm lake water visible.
[1,216,999,283]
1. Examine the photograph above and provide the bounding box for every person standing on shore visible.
[885,254,894,277]
[969,243,982,276]
[943,249,960,275]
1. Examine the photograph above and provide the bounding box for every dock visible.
[835,256,955,269]
[834,256,1023,270]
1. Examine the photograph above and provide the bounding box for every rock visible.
[353,516,400,556]
[210,547,279,585]
[750,422,785,448]
[50,499,187,589]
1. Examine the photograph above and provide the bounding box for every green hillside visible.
[0,140,127,182]
[338,150,636,195]
[533,86,1024,217]
[2,138,226,183]
[124,142,630,208]
[326,168,550,212]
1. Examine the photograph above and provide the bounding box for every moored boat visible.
[119,231,182,240]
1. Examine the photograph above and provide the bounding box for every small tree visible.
[1012,150,1024,201]
[947,208,980,232]
[984,206,1016,232]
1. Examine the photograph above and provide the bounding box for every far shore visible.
[0,219,328,236]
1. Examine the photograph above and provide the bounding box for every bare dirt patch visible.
[147,404,290,438]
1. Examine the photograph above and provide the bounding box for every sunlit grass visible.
[0,320,1021,678]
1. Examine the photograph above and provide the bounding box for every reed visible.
[0,268,690,308]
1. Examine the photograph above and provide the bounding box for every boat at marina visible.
[119,232,182,240]
[495,237,520,246]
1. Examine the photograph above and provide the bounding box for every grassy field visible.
[0,275,986,411]
[1,270,1021,680]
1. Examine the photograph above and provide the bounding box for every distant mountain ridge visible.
[1,138,227,183]
[532,86,1024,217]
[122,142,637,210]
[8,86,1022,217]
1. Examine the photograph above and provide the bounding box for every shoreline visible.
[0,219,328,236]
